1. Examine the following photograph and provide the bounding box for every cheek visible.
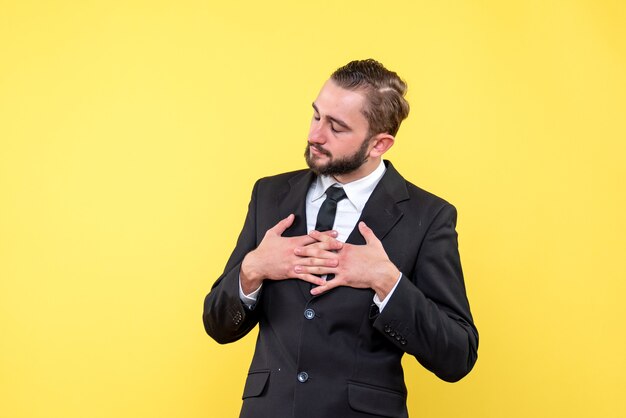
[336,138,359,154]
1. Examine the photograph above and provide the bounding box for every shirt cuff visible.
[372,272,402,312]
[239,275,262,309]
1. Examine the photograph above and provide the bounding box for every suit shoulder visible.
[250,168,313,197]
[405,180,452,206]
[256,168,310,185]
[396,178,458,223]
[383,161,454,212]
[394,181,461,237]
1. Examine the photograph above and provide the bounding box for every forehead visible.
[314,79,367,122]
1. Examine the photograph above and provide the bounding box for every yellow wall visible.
[1,1,625,417]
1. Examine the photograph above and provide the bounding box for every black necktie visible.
[314,186,347,282]
[315,186,347,232]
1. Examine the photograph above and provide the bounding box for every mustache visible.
[307,143,331,157]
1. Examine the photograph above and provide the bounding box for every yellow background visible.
[1,1,625,417]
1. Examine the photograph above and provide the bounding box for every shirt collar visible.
[309,160,387,211]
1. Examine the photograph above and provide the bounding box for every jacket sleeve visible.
[203,180,262,344]
[372,203,479,382]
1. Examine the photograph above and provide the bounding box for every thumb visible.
[358,221,379,245]
[272,214,295,236]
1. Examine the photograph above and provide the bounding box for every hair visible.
[330,59,410,137]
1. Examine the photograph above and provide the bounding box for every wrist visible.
[241,252,264,294]
[372,262,401,300]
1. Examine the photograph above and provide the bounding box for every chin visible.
[307,155,327,167]
[308,162,325,173]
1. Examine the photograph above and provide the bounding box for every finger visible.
[309,229,338,241]
[292,234,318,247]
[310,278,342,296]
[294,255,338,267]
[308,230,343,250]
[293,273,326,287]
[358,221,380,245]
[294,242,342,256]
[289,233,337,251]
[270,214,295,236]
[294,264,338,275]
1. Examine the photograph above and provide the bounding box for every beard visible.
[304,137,371,177]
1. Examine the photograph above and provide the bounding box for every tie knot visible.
[324,186,347,203]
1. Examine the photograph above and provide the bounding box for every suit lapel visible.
[276,170,316,301]
[278,170,315,237]
[346,161,408,245]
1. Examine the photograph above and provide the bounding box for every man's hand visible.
[240,214,339,294]
[294,222,400,299]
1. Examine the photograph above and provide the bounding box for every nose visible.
[308,122,326,145]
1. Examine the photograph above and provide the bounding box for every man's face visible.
[305,80,372,178]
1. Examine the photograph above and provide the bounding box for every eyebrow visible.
[312,103,351,131]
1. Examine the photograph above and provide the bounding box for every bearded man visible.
[203,59,478,418]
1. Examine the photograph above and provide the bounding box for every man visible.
[203,59,478,418]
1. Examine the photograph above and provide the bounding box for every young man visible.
[203,59,478,418]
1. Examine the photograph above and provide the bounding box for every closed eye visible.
[312,102,350,133]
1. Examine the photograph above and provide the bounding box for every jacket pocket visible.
[242,369,270,399]
[347,381,407,417]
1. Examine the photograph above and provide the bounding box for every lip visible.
[310,145,328,157]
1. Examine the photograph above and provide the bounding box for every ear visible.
[368,133,395,158]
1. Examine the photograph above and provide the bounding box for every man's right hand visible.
[239,214,339,294]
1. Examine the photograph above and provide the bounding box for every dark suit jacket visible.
[203,161,478,418]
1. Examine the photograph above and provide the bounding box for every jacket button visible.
[400,338,407,345]
[389,330,396,337]
[304,308,315,320]
[297,372,309,383]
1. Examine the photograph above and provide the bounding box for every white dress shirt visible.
[240,160,401,310]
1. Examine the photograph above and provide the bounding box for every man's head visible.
[306,59,410,182]
[331,59,410,137]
